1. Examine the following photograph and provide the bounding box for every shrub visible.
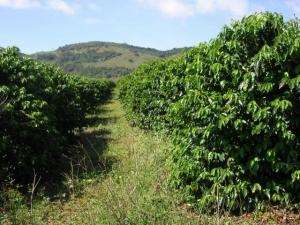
[0,47,114,186]
[119,12,300,212]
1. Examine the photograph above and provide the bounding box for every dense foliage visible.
[119,13,300,213]
[0,47,114,185]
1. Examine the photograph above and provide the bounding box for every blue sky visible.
[0,0,299,53]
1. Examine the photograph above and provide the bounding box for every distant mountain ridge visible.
[31,41,191,78]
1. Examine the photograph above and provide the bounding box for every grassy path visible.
[8,96,298,225]
[18,97,206,225]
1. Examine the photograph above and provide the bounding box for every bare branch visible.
[0,94,9,117]
[30,169,41,222]
[0,95,7,106]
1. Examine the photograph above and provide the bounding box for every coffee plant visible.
[119,12,300,213]
[0,47,114,186]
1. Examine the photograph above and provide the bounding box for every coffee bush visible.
[119,12,300,212]
[0,47,114,185]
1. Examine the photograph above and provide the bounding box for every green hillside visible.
[31,42,190,78]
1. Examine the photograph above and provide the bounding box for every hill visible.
[31,42,190,78]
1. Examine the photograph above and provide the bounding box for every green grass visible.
[1,94,299,225]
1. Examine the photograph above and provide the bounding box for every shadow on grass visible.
[76,128,117,174]
[85,102,118,126]
[86,114,118,126]
[39,106,119,201]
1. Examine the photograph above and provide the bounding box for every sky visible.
[0,0,299,54]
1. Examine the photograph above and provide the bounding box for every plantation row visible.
[119,13,300,213]
[0,47,114,186]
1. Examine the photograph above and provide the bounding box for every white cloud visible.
[0,0,40,9]
[285,0,300,15]
[0,0,76,15]
[47,0,75,15]
[197,0,249,17]
[137,0,195,18]
[137,0,253,18]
